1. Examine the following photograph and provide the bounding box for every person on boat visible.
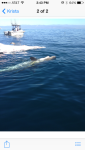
[15,28,17,31]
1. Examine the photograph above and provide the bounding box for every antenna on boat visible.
[11,19,13,25]
[14,19,17,25]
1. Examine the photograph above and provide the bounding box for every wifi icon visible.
[21,1,24,4]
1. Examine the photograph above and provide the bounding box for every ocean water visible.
[0,25,85,131]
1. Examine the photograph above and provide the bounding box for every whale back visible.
[30,57,37,61]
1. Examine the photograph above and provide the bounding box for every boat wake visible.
[0,43,45,54]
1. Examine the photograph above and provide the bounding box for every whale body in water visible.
[0,56,56,72]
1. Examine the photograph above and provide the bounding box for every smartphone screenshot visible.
[0,0,85,149]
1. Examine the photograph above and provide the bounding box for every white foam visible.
[0,43,45,54]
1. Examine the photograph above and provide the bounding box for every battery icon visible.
[77,1,84,4]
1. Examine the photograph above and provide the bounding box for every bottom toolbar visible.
[0,138,84,150]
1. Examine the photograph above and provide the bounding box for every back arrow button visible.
[2,9,6,14]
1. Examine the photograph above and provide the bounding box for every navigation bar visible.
[0,0,85,17]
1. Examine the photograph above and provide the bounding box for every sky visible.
[0,19,85,26]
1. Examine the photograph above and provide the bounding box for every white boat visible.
[4,24,25,36]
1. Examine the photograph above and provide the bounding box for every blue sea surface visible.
[0,25,85,131]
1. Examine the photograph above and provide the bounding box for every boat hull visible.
[4,30,25,36]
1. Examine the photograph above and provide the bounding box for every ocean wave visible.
[0,43,46,54]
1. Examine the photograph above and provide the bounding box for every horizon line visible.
[0,24,85,26]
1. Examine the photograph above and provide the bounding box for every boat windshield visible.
[12,25,21,31]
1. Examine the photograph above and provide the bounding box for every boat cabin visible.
[12,24,21,31]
